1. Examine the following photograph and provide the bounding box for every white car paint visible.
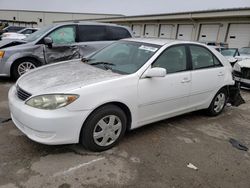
[233,59,250,86]
[1,28,39,40]
[8,38,234,146]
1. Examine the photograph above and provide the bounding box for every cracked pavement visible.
[0,77,250,188]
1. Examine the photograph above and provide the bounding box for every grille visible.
[233,70,242,78]
[16,85,32,101]
[241,68,250,79]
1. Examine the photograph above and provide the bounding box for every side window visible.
[78,25,107,42]
[190,45,221,69]
[107,26,131,40]
[153,45,187,74]
[48,26,76,45]
[22,29,33,35]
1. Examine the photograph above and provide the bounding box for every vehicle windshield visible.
[24,25,54,42]
[17,28,27,34]
[86,41,160,74]
[239,47,250,55]
[221,48,237,56]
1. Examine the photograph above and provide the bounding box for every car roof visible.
[123,38,204,46]
[52,21,126,28]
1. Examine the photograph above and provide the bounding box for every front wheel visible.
[207,89,228,116]
[80,105,127,152]
[12,58,39,80]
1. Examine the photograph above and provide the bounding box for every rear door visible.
[188,44,226,108]
[44,25,79,64]
[77,25,113,57]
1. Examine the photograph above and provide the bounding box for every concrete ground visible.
[0,77,250,188]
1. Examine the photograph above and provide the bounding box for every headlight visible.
[0,51,4,58]
[233,63,241,72]
[25,94,79,110]
[2,33,10,37]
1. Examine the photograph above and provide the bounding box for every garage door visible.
[177,25,194,40]
[199,24,220,42]
[132,24,142,37]
[144,24,157,38]
[227,24,250,48]
[159,24,173,39]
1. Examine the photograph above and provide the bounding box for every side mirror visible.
[44,37,53,48]
[143,67,166,78]
[228,57,238,65]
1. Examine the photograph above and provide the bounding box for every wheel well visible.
[79,102,132,141]
[221,85,229,95]
[93,102,132,130]
[10,57,42,76]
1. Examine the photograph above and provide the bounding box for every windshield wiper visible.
[89,62,115,70]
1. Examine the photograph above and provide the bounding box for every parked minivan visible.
[0,22,133,79]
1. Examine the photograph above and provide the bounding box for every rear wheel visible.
[207,88,227,116]
[80,104,127,152]
[12,58,39,80]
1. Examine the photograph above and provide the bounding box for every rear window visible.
[5,26,25,32]
[106,26,131,40]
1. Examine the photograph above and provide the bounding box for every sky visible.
[0,0,250,16]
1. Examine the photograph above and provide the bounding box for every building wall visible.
[0,10,121,27]
[108,18,250,48]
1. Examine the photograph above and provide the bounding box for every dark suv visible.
[0,22,133,79]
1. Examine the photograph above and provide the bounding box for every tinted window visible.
[48,26,76,44]
[78,25,107,42]
[153,45,187,74]
[107,26,131,40]
[190,45,221,69]
[5,26,25,32]
[239,47,250,55]
[21,29,33,35]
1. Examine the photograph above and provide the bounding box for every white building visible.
[56,8,250,48]
[0,9,122,27]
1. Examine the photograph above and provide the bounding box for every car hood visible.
[235,55,250,61]
[0,39,27,49]
[17,59,123,95]
[237,59,250,68]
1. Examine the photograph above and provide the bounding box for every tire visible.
[206,88,228,116]
[12,58,39,80]
[80,104,127,152]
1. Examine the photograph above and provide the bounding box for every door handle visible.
[218,72,225,76]
[181,77,191,83]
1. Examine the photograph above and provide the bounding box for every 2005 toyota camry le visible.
[9,38,237,151]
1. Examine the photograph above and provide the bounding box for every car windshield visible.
[86,41,160,74]
[239,47,250,55]
[24,25,54,42]
[17,28,27,34]
[221,48,237,56]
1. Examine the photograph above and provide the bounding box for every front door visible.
[44,25,79,64]
[138,45,191,126]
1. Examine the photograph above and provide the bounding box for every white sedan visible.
[9,38,235,151]
[1,28,39,40]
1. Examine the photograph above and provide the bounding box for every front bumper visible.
[234,76,250,88]
[8,86,90,145]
